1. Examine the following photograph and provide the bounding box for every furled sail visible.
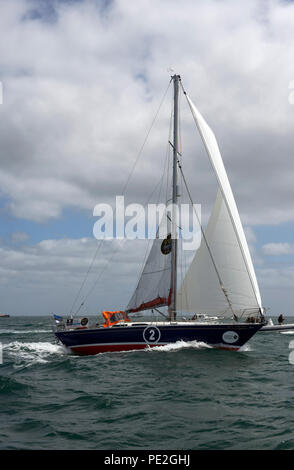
[177,95,262,318]
[127,213,172,313]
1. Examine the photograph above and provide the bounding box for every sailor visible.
[278,314,284,325]
[246,316,255,323]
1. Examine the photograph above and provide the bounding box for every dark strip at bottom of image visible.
[0,449,285,466]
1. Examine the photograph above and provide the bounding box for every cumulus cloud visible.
[0,235,152,314]
[262,242,294,255]
[1,0,294,225]
[2,0,294,315]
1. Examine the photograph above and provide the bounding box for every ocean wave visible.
[3,341,68,367]
[147,340,212,352]
[0,329,51,335]
[238,344,253,352]
[0,375,31,395]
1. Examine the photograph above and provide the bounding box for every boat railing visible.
[239,308,264,323]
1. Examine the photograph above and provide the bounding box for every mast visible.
[169,74,180,320]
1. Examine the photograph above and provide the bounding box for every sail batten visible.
[177,95,262,318]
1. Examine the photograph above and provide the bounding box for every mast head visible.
[171,74,181,82]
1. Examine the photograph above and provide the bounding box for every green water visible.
[1,316,294,450]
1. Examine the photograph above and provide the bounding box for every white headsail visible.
[177,95,262,318]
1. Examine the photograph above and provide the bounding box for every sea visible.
[1,315,294,452]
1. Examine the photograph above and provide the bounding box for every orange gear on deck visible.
[102,310,130,327]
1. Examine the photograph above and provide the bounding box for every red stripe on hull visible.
[70,343,164,355]
[69,342,240,356]
[217,345,239,352]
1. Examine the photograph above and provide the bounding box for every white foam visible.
[280,330,294,335]
[3,341,68,367]
[0,329,51,335]
[238,343,252,352]
[147,340,212,352]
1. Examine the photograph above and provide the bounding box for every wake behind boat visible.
[54,74,265,355]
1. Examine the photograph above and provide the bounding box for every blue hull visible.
[55,322,263,355]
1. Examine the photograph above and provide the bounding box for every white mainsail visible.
[127,213,171,313]
[177,95,262,318]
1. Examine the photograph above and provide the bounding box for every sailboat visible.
[54,74,265,355]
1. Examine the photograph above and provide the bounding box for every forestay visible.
[177,95,262,318]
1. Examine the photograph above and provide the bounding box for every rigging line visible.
[69,238,104,315]
[180,81,262,315]
[178,165,183,314]
[75,166,169,315]
[121,78,172,196]
[179,161,191,311]
[178,91,183,314]
[153,308,168,320]
[160,105,173,207]
[125,97,174,313]
[165,92,173,206]
[76,243,136,316]
[179,100,190,312]
[124,179,167,307]
[74,241,125,316]
[135,134,172,274]
[178,83,183,163]
[79,83,173,314]
[177,159,238,322]
[69,79,172,315]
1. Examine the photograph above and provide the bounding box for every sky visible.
[1,0,294,316]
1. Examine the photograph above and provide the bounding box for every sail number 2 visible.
[143,326,161,343]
